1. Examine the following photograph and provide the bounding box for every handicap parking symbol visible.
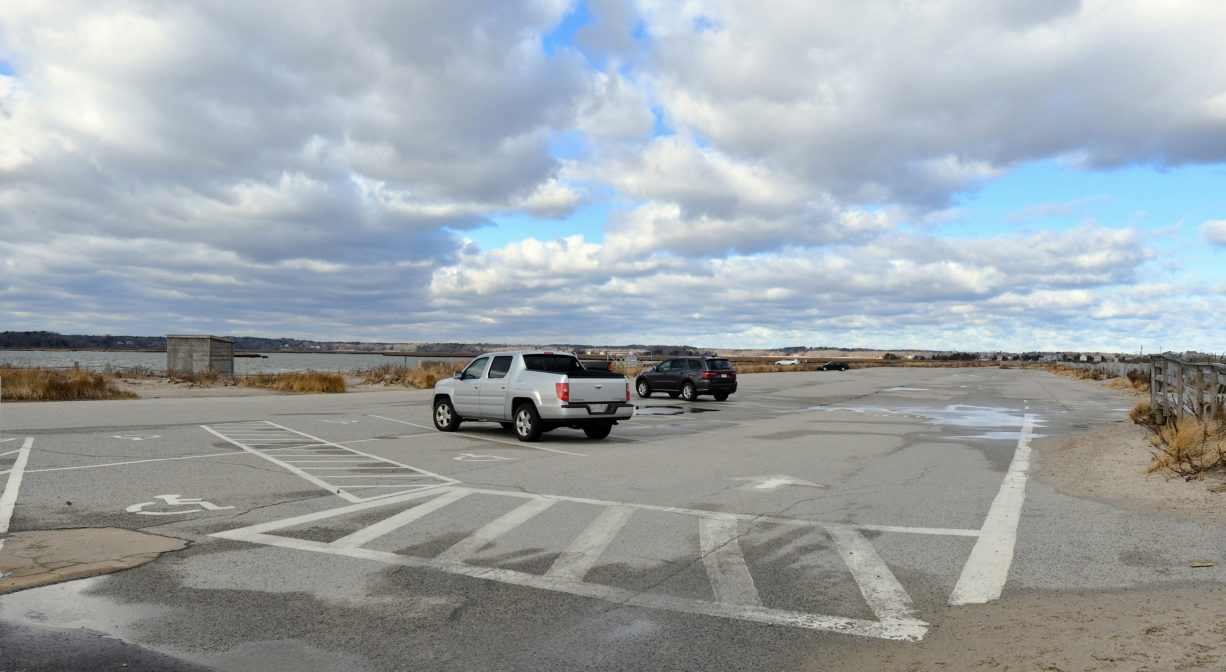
[126,494,235,515]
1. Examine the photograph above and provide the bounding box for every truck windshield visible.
[523,354,585,374]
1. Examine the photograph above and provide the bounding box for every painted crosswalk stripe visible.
[435,497,557,563]
[547,505,634,581]
[700,515,762,607]
[203,421,457,502]
[214,486,930,641]
[330,488,471,549]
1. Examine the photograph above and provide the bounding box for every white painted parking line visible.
[203,421,458,503]
[857,523,980,537]
[0,438,33,565]
[23,451,251,474]
[948,414,1035,605]
[369,415,589,457]
[700,515,762,607]
[0,438,32,536]
[213,485,930,641]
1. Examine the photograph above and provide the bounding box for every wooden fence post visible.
[1213,365,1222,420]
[1196,366,1205,419]
[1151,356,1164,425]
[1173,358,1180,421]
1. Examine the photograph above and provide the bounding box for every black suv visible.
[635,356,737,401]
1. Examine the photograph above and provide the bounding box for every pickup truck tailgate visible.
[566,378,626,403]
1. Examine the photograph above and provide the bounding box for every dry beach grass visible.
[0,366,348,400]
[0,365,137,401]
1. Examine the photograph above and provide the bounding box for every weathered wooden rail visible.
[1150,355,1226,424]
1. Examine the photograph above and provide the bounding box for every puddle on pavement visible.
[781,403,1045,441]
[0,575,168,639]
[634,406,720,415]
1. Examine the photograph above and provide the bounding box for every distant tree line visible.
[0,331,167,350]
[624,344,715,357]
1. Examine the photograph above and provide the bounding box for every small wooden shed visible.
[166,335,234,376]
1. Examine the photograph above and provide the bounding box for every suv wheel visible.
[636,379,652,398]
[680,382,697,401]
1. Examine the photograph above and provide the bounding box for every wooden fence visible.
[1150,355,1226,424]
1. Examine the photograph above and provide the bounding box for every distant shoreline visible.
[0,347,481,357]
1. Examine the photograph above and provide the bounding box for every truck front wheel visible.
[514,403,542,442]
[433,398,461,431]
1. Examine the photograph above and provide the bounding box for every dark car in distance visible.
[819,361,850,371]
[635,356,737,401]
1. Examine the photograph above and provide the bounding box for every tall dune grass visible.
[170,370,346,393]
[1046,364,1150,393]
[361,362,457,389]
[0,365,138,401]
[238,372,346,394]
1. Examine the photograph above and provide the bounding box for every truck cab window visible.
[462,357,489,380]
[488,356,513,379]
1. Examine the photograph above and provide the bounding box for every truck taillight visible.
[555,382,569,402]
[625,381,631,401]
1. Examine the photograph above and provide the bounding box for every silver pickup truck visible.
[431,350,635,441]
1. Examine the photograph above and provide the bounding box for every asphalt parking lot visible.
[1,367,1223,670]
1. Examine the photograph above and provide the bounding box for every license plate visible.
[590,404,608,413]
[720,373,728,378]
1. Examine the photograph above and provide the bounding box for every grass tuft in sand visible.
[1130,402,1226,479]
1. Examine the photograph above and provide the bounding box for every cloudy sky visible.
[2,1,1224,352]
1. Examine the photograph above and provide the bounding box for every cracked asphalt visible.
[2,367,1217,671]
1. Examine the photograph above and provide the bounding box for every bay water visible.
[0,350,470,375]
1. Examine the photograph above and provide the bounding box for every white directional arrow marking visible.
[729,475,827,492]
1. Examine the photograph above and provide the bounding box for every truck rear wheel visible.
[583,423,612,440]
[514,403,542,442]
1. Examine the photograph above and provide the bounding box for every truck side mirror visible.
[454,371,463,380]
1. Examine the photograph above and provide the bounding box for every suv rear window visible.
[707,359,734,371]
[523,354,585,374]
